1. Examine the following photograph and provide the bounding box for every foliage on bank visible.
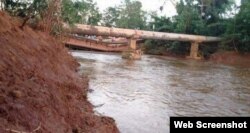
[145,0,230,56]
[144,0,250,55]
[222,1,250,53]
[2,0,250,55]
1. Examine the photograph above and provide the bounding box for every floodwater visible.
[71,51,250,133]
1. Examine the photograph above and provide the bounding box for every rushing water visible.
[71,51,250,133]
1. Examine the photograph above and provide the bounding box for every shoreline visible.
[145,51,250,68]
[72,49,250,68]
[0,12,119,133]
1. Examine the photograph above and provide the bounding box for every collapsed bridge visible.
[65,24,221,59]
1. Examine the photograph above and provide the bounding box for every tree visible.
[102,0,146,29]
[85,0,101,25]
[174,0,207,35]
[145,0,201,55]
[61,0,79,24]
[3,0,48,18]
[119,0,146,29]
[144,15,177,55]
[223,1,250,53]
[102,7,120,27]
[144,0,234,56]
[62,0,101,25]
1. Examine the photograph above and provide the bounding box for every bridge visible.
[66,36,129,52]
[64,24,221,59]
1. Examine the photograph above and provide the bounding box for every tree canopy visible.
[62,0,101,25]
[102,0,146,29]
[144,0,249,55]
[2,0,250,54]
[223,0,250,53]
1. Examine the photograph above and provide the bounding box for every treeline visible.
[1,0,250,55]
[144,0,250,56]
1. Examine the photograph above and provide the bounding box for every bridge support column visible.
[122,38,142,60]
[187,42,202,60]
[129,38,137,50]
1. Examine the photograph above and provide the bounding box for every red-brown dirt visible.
[210,51,250,67]
[0,12,119,133]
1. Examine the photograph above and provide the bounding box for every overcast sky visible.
[93,0,241,17]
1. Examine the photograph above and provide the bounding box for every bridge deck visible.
[66,24,221,42]
[65,38,128,52]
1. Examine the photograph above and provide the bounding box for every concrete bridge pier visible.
[187,42,202,60]
[122,38,142,60]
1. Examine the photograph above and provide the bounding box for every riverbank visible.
[145,50,250,67]
[72,50,250,133]
[0,12,119,133]
[209,51,250,68]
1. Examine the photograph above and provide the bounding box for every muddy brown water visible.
[71,51,250,133]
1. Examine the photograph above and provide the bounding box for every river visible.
[71,51,250,133]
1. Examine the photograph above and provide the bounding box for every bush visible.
[223,1,250,53]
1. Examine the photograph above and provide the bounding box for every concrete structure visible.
[65,24,221,59]
[188,42,201,59]
[65,37,128,52]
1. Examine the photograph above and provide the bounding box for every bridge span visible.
[65,37,129,52]
[65,24,221,59]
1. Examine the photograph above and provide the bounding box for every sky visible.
[93,0,178,17]
[93,0,241,17]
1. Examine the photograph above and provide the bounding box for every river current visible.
[71,51,250,133]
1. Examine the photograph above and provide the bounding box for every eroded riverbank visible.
[72,51,250,133]
[0,12,119,133]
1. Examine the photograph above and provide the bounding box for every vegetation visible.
[145,0,235,56]
[102,7,120,27]
[62,0,101,25]
[223,0,250,53]
[1,0,61,33]
[1,0,250,55]
[2,0,48,18]
[102,0,146,29]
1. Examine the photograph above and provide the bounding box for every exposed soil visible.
[209,51,250,67]
[0,12,119,133]
[148,50,250,68]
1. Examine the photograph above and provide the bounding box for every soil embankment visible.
[146,49,250,67]
[209,51,250,67]
[0,12,119,133]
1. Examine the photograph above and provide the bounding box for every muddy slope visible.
[210,51,250,67]
[0,12,119,133]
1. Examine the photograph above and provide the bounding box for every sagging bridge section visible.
[65,24,221,59]
[66,37,129,52]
